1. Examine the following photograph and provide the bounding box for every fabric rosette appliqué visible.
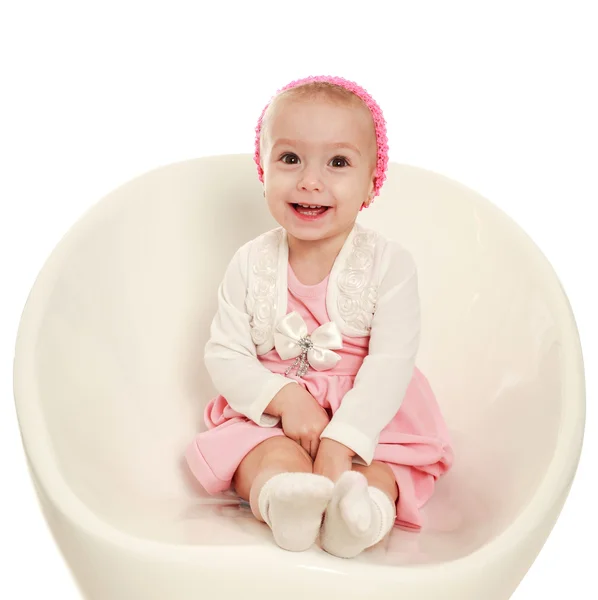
[274,312,343,377]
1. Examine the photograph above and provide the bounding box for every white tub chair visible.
[13,154,585,599]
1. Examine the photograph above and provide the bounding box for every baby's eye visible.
[330,156,349,168]
[280,153,300,165]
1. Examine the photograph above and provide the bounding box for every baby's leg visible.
[233,436,334,552]
[353,462,399,503]
[321,461,398,558]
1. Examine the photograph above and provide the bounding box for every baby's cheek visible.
[338,185,369,214]
[266,172,293,198]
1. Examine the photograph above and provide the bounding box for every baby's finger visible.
[309,437,320,459]
[299,436,312,457]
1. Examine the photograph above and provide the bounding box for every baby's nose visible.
[298,166,324,192]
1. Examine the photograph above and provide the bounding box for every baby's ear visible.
[366,177,376,203]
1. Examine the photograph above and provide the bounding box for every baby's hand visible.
[267,384,330,459]
[313,438,355,483]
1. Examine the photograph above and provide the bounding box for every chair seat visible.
[14,155,584,599]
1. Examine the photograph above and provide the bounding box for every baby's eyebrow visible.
[329,142,362,156]
[272,138,362,156]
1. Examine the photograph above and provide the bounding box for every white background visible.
[1,1,596,598]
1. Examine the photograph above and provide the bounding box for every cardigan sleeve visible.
[203,242,295,427]
[320,242,421,464]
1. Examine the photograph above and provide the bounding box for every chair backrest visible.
[24,155,573,507]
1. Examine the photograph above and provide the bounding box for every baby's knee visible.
[261,436,313,471]
[234,436,313,500]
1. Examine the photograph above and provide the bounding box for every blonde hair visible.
[273,81,364,106]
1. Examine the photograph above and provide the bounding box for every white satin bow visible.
[274,311,343,377]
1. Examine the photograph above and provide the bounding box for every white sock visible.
[257,472,334,552]
[321,471,396,558]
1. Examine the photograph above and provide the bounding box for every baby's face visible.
[260,96,377,245]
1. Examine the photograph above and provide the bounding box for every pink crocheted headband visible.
[254,75,389,200]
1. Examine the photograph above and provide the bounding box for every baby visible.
[186,75,453,559]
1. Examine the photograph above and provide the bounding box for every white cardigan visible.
[204,222,421,464]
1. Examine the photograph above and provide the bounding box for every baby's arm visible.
[320,243,421,464]
[204,242,295,427]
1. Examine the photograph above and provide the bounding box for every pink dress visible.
[186,264,453,531]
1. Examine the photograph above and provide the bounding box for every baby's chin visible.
[286,228,332,243]
[283,218,360,248]
[267,198,363,243]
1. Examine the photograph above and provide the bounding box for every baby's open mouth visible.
[292,203,330,216]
